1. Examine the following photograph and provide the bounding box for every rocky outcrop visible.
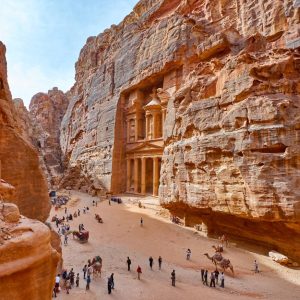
[0,201,59,300]
[28,88,69,188]
[60,0,300,260]
[0,41,50,221]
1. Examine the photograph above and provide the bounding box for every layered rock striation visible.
[60,0,300,259]
[0,41,50,221]
[0,201,59,300]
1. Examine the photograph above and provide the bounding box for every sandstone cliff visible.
[0,41,50,221]
[0,200,59,300]
[28,88,69,187]
[60,0,300,260]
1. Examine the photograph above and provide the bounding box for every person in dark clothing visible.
[69,268,75,286]
[214,269,219,285]
[210,272,216,287]
[107,277,112,294]
[110,273,114,289]
[158,256,162,270]
[86,275,91,290]
[171,270,176,286]
[149,256,154,270]
[83,265,87,279]
[127,257,131,271]
[140,217,143,227]
[201,269,205,282]
[203,270,208,286]
[76,273,79,287]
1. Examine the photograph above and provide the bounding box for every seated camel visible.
[204,252,234,275]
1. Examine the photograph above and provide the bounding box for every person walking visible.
[203,270,208,286]
[65,279,71,294]
[214,269,219,285]
[158,256,162,270]
[107,277,112,294]
[254,260,259,273]
[76,273,79,287]
[140,217,143,227]
[127,257,131,271]
[201,269,205,282]
[171,270,176,287]
[82,265,87,279]
[149,256,154,270]
[110,273,115,289]
[220,272,225,288]
[137,265,142,280]
[69,268,75,286]
[186,248,191,260]
[64,234,68,245]
[54,274,60,296]
[210,272,216,287]
[65,207,67,214]
[86,275,91,290]
[78,209,80,216]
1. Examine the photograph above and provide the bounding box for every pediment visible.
[126,141,163,153]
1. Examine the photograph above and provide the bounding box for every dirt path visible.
[49,191,300,300]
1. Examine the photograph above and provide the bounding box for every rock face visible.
[0,201,59,300]
[0,41,50,221]
[60,0,300,260]
[27,89,69,187]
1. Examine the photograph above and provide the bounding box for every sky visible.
[0,0,137,107]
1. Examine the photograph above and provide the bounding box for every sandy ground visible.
[49,191,300,300]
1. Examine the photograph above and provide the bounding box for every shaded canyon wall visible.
[60,0,300,260]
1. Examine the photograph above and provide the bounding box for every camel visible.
[204,253,234,275]
[92,261,102,277]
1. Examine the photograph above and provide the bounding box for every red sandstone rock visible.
[0,201,59,300]
[59,0,300,260]
[0,41,50,221]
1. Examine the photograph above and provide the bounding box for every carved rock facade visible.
[61,0,300,260]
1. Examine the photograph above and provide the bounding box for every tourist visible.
[86,275,91,290]
[220,272,225,288]
[137,265,142,280]
[127,257,131,271]
[65,278,71,294]
[88,265,93,277]
[54,274,60,296]
[107,277,112,294]
[83,265,87,279]
[158,256,162,270]
[201,269,205,282]
[186,248,191,260]
[210,272,216,287]
[65,207,67,214]
[76,273,79,287]
[203,270,208,286]
[83,208,86,214]
[171,270,176,287]
[149,256,154,270]
[140,217,143,227]
[69,268,75,286]
[110,273,115,289]
[64,234,68,245]
[254,260,259,273]
[92,200,95,206]
[214,269,219,284]
[78,209,80,216]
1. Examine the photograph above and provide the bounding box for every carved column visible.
[135,114,139,141]
[141,157,146,194]
[153,157,159,196]
[127,119,130,143]
[152,112,157,139]
[126,159,131,192]
[134,158,139,193]
[145,113,150,140]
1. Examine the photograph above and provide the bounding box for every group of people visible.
[201,269,225,288]
[53,269,80,297]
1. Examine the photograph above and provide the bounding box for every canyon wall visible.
[0,199,59,300]
[61,0,300,260]
[0,41,50,221]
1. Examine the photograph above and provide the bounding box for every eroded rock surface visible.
[60,0,300,260]
[0,201,59,300]
[0,41,50,221]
